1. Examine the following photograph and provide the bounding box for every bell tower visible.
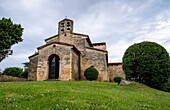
[58,18,73,36]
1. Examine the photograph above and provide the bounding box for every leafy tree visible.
[84,66,99,81]
[122,41,170,90]
[0,17,23,62]
[22,62,29,68]
[20,68,28,78]
[22,62,29,78]
[3,67,23,77]
[162,78,170,92]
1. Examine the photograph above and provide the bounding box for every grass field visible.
[0,81,170,110]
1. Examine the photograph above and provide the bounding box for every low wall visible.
[0,75,27,82]
[107,63,126,82]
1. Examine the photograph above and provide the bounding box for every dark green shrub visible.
[84,66,99,81]
[114,76,123,85]
[123,41,170,90]
[3,67,23,77]
[162,78,170,92]
[20,68,28,78]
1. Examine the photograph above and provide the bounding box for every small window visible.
[61,25,64,31]
[67,22,70,25]
[61,28,64,31]
[60,22,64,31]
[67,22,71,30]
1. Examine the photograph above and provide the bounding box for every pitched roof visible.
[86,47,108,63]
[108,62,122,65]
[44,32,93,47]
[44,34,58,41]
[37,42,80,55]
[86,47,107,52]
[37,42,73,50]
[29,42,81,59]
[28,53,38,59]
[73,33,92,47]
[59,18,73,22]
[92,42,106,46]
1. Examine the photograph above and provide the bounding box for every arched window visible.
[60,22,64,31]
[49,55,60,79]
[67,22,71,30]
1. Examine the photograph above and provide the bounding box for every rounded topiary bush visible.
[123,41,170,90]
[114,76,123,85]
[84,66,99,81]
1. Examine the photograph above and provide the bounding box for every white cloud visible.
[73,0,170,62]
[1,0,170,70]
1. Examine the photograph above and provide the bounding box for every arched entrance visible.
[48,54,60,79]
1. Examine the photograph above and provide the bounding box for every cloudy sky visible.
[1,0,170,70]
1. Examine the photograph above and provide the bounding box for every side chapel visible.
[28,18,125,81]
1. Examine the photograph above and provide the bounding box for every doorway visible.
[48,54,60,79]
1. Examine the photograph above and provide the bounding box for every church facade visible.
[28,18,125,81]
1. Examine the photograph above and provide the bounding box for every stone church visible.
[28,18,125,81]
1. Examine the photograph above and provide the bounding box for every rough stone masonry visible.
[28,18,125,81]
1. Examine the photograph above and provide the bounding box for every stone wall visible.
[45,34,90,52]
[84,38,90,47]
[28,54,38,80]
[81,48,108,81]
[93,44,106,50]
[28,18,124,82]
[0,75,27,82]
[28,43,75,81]
[71,49,80,80]
[38,43,72,80]
[45,35,59,43]
[71,37,86,50]
[107,63,125,82]
[59,34,72,44]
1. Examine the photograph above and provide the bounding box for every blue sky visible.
[1,0,170,70]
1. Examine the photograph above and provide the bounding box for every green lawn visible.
[0,81,170,110]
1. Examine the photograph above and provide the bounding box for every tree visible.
[84,66,99,81]
[122,41,170,90]
[20,68,28,78]
[0,17,23,62]
[22,62,29,78]
[22,62,29,68]
[3,67,23,77]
